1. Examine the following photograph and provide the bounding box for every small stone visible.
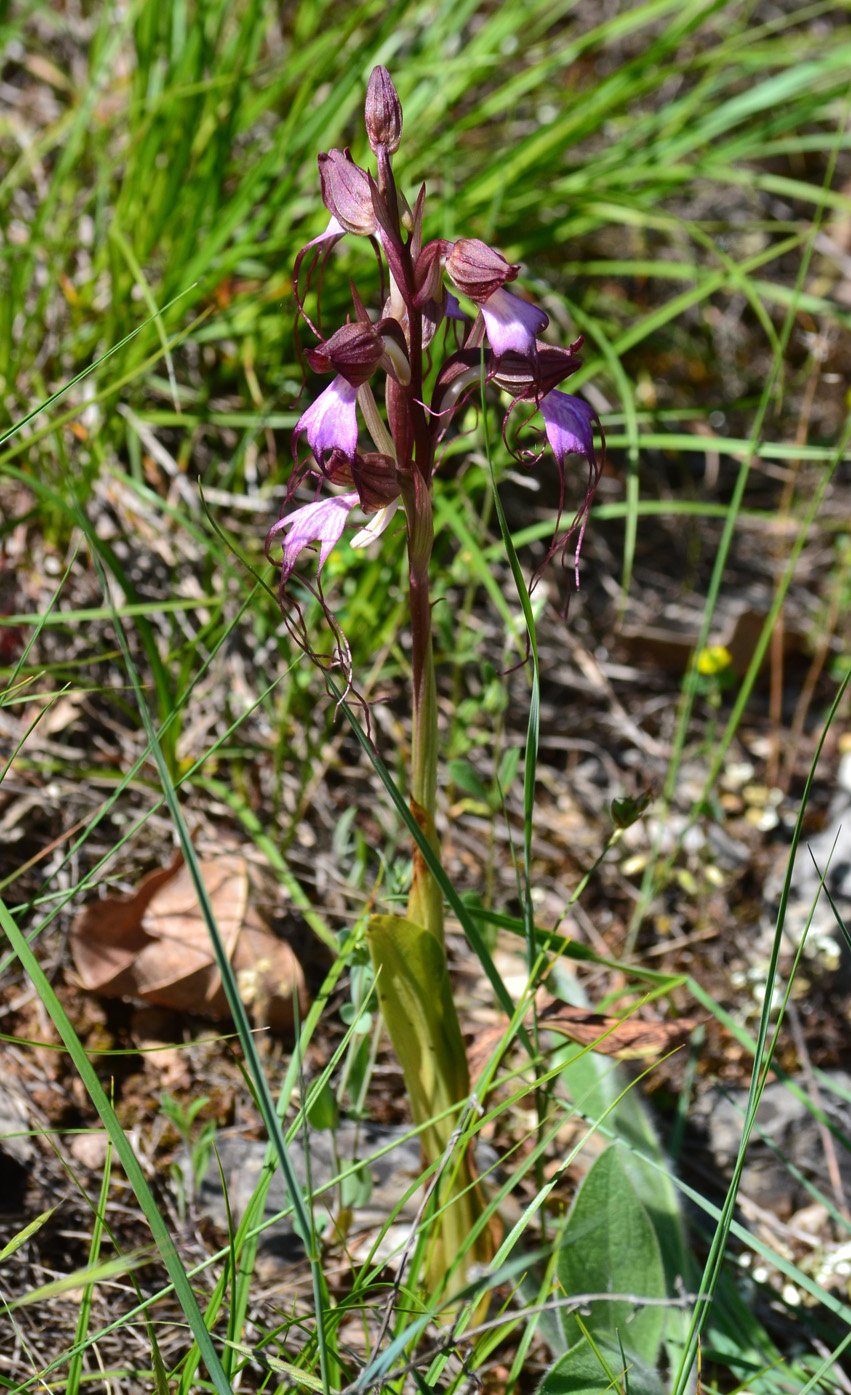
[68,1131,110,1171]
[790,1202,829,1237]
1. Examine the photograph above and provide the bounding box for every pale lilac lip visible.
[539,390,598,469]
[480,287,549,357]
[266,490,360,582]
[295,376,360,464]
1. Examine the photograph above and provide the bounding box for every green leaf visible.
[555,1045,690,1300]
[340,1160,373,1210]
[366,913,470,1155]
[366,912,490,1293]
[539,1337,666,1395]
[339,1002,373,1035]
[4,1250,152,1310]
[222,1342,325,1390]
[497,744,521,793]
[307,1081,340,1132]
[448,757,490,803]
[557,1144,666,1365]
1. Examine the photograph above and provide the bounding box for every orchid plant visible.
[267,67,602,1299]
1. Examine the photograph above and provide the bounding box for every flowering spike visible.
[365,66,402,155]
[273,67,603,662]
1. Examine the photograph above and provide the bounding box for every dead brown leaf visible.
[538,999,698,1060]
[466,999,698,1082]
[70,853,305,1032]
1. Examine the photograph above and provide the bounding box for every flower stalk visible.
[266,66,603,1302]
[401,470,443,941]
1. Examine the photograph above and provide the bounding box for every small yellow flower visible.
[697,644,733,676]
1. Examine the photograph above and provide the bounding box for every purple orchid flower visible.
[480,287,549,358]
[295,376,360,464]
[267,490,361,583]
[539,390,597,468]
[270,66,604,628]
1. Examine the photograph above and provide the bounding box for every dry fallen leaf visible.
[467,998,698,1082]
[70,853,305,1032]
[537,999,698,1059]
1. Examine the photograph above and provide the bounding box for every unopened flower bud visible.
[305,322,383,386]
[318,149,377,236]
[325,449,400,512]
[413,240,450,308]
[365,66,403,154]
[493,343,583,399]
[445,238,519,303]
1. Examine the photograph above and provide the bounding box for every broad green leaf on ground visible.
[554,1034,693,1372]
[554,1012,691,1283]
[539,1337,666,1395]
[556,1143,666,1365]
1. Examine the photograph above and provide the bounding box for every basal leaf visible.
[539,1337,666,1395]
[557,1144,666,1366]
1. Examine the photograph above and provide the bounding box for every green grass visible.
[2,0,851,1390]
